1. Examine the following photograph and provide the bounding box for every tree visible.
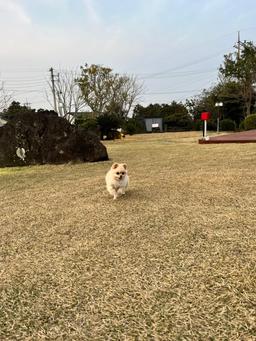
[1,101,35,121]
[97,114,122,140]
[0,82,12,113]
[77,64,143,118]
[162,101,188,117]
[186,87,219,121]
[187,81,246,128]
[216,81,245,125]
[133,101,190,131]
[124,117,145,135]
[47,69,85,123]
[164,112,193,131]
[109,74,143,118]
[133,103,162,119]
[219,41,256,117]
[133,101,188,120]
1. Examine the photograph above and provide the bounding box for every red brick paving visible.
[199,130,256,144]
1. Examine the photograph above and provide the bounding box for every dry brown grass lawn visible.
[0,132,256,340]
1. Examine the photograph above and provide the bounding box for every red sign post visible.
[201,112,210,121]
[201,112,211,139]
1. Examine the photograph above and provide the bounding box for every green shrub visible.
[97,114,123,140]
[193,120,203,131]
[220,119,236,131]
[206,119,217,131]
[244,114,256,130]
[124,118,145,135]
[76,118,98,132]
[164,112,193,131]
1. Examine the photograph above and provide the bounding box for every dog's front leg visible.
[117,188,125,196]
[107,185,118,200]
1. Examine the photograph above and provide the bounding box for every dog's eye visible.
[116,172,120,175]
[121,172,125,175]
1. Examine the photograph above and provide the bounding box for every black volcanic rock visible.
[0,111,108,167]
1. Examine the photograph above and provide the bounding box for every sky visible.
[0,0,256,111]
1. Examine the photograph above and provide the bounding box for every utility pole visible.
[49,67,58,113]
[234,31,241,60]
[57,90,64,118]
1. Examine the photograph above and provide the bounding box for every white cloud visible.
[82,0,101,25]
[0,0,31,24]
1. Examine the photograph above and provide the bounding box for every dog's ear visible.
[122,163,127,169]
[112,163,119,169]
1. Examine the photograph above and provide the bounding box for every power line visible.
[144,89,202,95]
[139,69,217,80]
[5,85,46,89]
[137,50,225,79]
[10,90,45,94]
[5,79,47,84]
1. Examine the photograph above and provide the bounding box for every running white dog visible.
[105,163,129,200]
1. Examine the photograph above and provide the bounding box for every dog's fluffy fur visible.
[105,163,129,200]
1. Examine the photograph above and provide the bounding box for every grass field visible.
[1,132,256,340]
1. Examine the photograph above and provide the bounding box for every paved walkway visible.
[199,130,256,144]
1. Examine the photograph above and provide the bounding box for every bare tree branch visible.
[0,81,13,113]
[46,69,86,123]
